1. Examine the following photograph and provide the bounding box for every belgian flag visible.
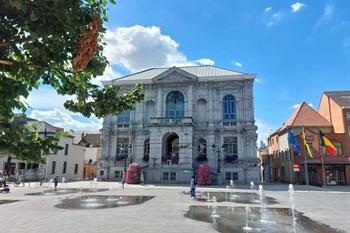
[319,131,337,157]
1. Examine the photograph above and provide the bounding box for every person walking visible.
[190,175,197,199]
[140,173,144,185]
[54,176,58,190]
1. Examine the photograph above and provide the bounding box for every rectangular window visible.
[18,163,26,170]
[115,170,121,179]
[334,142,343,155]
[232,172,239,181]
[62,161,67,174]
[346,112,350,120]
[74,164,78,175]
[162,172,169,181]
[64,144,69,155]
[225,172,231,181]
[170,172,176,181]
[100,170,104,176]
[116,138,129,158]
[223,137,238,156]
[51,161,56,174]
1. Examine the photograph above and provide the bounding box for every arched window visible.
[198,138,207,156]
[166,91,184,117]
[197,138,207,161]
[223,95,236,120]
[117,110,130,122]
[143,138,150,162]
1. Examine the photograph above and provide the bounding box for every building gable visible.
[152,67,198,83]
[280,102,332,132]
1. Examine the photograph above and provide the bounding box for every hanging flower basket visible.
[115,155,127,161]
[196,155,208,161]
[225,155,238,163]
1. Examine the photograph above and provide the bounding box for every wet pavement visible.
[185,206,343,233]
[55,195,154,209]
[0,200,20,205]
[185,191,278,204]
[25,188,109,196]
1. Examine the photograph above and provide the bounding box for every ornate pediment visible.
[152,67,198,83]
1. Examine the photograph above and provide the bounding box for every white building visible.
[100,66,259,184]
[0,118,85,182]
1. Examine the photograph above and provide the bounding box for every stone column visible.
[157,87,162,117]
[208,84,214,125]
[188,85,193,117]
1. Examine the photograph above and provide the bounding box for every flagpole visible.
[302,127,310,190]
[318,129,327,192]
[304,150,309,189]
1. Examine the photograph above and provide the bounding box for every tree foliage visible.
[0,0,144,163]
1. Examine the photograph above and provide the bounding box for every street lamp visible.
[106,129,114,181]
[127,144,132,170]
[212,144,224,173]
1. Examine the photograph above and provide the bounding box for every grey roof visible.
[78,133,101,147]
[105,65,252,84]
[324,91,350,108]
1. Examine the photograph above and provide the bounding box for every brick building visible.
[263,92,350,186]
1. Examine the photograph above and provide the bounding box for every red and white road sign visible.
[293,163,300,172]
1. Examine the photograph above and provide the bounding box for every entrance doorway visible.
[162,133,179,165]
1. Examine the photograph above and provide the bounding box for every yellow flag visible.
[302,127,313,158]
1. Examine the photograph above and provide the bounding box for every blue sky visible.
[27,0,350,142]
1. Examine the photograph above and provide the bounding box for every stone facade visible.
[99,66,259,184]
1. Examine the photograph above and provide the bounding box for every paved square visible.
[1,182,349,233]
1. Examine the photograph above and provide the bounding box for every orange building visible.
[264,93,350,186]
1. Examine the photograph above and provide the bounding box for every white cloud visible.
[267,12,283,27]
[265,7,272,12]
[25,87,71,110]
[91,65,121,86]
[291,2,306,13]
[104,25,194,72]
[255,78,261,83]
[195,58,215,66]
[30,108,102,131]
[323,2,334,19]
[256,119,277,144]
[272,12,282,20]
[267,22,274,27]
[290,103,314,109]
[312,2,334,32]
[234,62,242,67]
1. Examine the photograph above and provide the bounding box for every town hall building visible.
[99,65,259,184]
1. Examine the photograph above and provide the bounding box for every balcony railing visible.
[224,154,238,163]
[223,121,237,127]
[161,154,179,165]
[150,117,193,126]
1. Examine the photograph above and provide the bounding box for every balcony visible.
[161,154,179,165]
[224,154,238,163]
[223,121,237,127]
[149,117,193,126]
